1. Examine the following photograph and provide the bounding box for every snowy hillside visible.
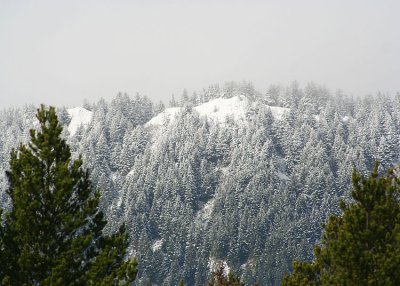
[146,95,288,127]
[2,82,398,286]
[145,107,181,126]
[194,95,249,122]
[67,107,93,135]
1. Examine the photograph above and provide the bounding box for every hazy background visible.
[1,0,399,108]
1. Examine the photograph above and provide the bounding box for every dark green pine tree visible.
[282,162,400,285]
[0,105,137,285]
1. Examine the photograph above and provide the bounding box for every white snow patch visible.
[342,116,350,122]
[116,195,123,208]
[301,193,312,199]
[195,198,215,226]
[152,239,163,252]
[208,257,230,276]
[194,96,248,123]
[268,105,289,120]
[145,96,289,128]
[276,171,290,181]
[314,114,321,122]
[67,107,92,136]
[240,258,256,270]
[146,96,249,127]
[145,107,181,126]
[127,168,135,177]
[220,166,229,174]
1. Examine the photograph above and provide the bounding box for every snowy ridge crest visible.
[67,107,93,135]
[146,96,288,127]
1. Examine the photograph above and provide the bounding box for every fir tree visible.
[207,266,245,286]
[0,105,137,285]
[282,162,400,285]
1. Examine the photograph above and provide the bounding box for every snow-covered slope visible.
[268,105,288,120]
[194,96,248,122]
[146,96,288,127]
[67,107,93,136]
[145,107,181,126]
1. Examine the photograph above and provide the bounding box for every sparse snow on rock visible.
[67,107,93,136]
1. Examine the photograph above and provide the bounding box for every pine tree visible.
[207,266,245,286]
[282,162,400,285]
[0,105,137,285]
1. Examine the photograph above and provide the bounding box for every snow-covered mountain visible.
[1,82,399,285]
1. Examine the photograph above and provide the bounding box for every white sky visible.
[0,0,399,108]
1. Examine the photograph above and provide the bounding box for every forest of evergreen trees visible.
[1,81,399,285]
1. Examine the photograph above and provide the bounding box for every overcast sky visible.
[0,0,399,108]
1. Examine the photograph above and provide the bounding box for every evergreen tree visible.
[207,267,245,286]
[282,163,400,285]
[0,105,137,285]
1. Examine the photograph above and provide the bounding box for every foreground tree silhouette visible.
[0,106,137,285]
[282,163,400,285]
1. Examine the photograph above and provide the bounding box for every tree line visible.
[2,82,400,284]
[2,106,400,285]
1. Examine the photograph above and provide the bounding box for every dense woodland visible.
[0,106,137,285]
[1,82,399,285]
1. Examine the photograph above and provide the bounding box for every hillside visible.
[0,82,399,285]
